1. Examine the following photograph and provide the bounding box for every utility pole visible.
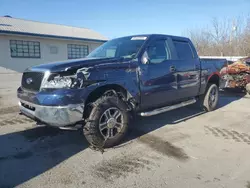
[230,19,237,55]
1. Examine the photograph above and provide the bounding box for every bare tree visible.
[186,16,250,56]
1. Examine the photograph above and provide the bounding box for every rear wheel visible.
[83,95,129,148]
[200,83,219,112]
[246,83,250,95]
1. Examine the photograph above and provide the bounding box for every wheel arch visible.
[207,72,220,87]
[84,84,137,117]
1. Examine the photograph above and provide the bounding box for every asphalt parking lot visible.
[1,69,250,188]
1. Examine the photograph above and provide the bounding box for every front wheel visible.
[200,83,219,112]
[83,95,129,148]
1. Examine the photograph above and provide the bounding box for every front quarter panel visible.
[83,60,140,102]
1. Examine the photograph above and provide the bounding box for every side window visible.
[173,40,193,60]
[106,46,117,57]
[147,40,170,64]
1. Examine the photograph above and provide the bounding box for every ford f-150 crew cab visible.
[17,34,223,148]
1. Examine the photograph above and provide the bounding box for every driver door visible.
[139,37,179,110]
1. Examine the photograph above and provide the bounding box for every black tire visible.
[200,83,219,112]
[83,95,129,148]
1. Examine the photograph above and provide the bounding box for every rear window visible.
[173,40,193,60]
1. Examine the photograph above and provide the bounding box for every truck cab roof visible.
[114,34,190,42]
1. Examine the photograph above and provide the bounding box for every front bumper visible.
[19,99,84,127]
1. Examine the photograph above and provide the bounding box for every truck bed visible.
[200,58,228,88]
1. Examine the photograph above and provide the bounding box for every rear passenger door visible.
[171,39,200,99]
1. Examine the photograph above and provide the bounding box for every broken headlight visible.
[41,71,86,89]
[42,76,74,89]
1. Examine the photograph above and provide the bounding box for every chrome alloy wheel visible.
[99,107,124,139]
[208,86,217,107]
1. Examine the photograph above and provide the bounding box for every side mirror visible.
[141,51,150,64]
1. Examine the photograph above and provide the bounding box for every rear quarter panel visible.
[199,58,227,94]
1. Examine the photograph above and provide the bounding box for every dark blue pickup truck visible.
[17,34,225,148]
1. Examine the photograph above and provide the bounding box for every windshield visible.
[87,36,147,59]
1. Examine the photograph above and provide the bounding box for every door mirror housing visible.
[141,51,150,65]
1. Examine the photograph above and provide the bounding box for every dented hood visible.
[28,57,127,72]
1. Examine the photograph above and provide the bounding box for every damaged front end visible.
[220,57,250,91]
[42,67,93,90]
[17,67,97,128]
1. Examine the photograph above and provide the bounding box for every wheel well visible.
[84,84,131,117]
[208,74,220,87]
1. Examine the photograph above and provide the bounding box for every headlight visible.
[42,76,74,89]
[41,73,85,89]
[40,68,92,89]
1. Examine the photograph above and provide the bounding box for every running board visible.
[139,98,197,117]
[59,124,83,131]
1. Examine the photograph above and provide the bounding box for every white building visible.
[0,16,107,72]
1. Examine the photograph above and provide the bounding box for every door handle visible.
[170,66,176,72]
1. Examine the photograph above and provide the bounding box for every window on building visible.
[10,40,41,58]
[67,44,89,59]
[173,40,194,59]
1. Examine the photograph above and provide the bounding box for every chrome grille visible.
[21,72,44,91]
